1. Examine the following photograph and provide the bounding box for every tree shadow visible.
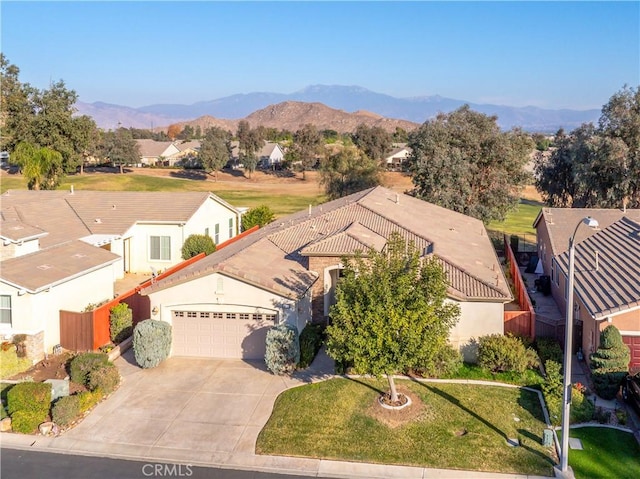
[346,376,386,395]
[169,169,209,181]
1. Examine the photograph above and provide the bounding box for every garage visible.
[623,335,640,371]
[171,311,277,359]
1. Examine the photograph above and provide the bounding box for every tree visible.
[294,124,323,180]
[242,205,275,231]
[535,85,640,208]
[11,142,63,190]
[409,105,533,223]
[319,146,382,199]
[167,124,181,140]
[236,120,262,178]
[352,124,392,161]
[392,127,409,144]
[326,233,460,402]
[199,127,230,180]
[589,325,630,399]
[99,127,140,173]
[0,54,35,153]
[181,234,216,259]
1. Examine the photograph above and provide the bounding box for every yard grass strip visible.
[257,378,555,476]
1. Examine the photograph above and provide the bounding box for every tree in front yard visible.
[241,205,275,231]
[326,233,460,403]
[181,233,216,259]
[590,325,630,399]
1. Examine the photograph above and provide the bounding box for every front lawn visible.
[569,427,640,479]
[0,349,32,379]
[442,363,544,388]
[257,378,555,476]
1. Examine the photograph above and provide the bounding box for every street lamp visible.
[560,216,599,475]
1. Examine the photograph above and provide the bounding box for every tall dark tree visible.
[293,124,323,180]
[99,128,140,173]
[199,127,230,180]
[0,54,35,152]
[409,105,533,223]
[352,124,392,161]
[326,233,460,403]
[319,146,382,199]
[236,120,262,178]
[535,85,640,208]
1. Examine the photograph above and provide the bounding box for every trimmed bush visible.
[535,337,563,365]
[298,323,325,368]
[52,395,80,427]
[590,325,630,399]
[87,363,120,394]
[181,234,216,260]
[571,386,595,423]
[0,404,7,420]
[10,410,43,434]
[241,205,275,231]
[110,303,133,344]
[78,388,102,413]
[133,319,172,369]
[69,352,109,385]
[265,323,300,375]
[7,382,51,416]
[542,360,563,425]
[477,333,539,374]
[413,344,463,377]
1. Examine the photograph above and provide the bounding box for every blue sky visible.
[1,1,638,110]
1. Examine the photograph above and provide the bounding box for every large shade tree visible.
[408,105,533,223]
[319,145,381,199]
[199,127,231,180]
[293,124,323,180]
[12,142,63,190]
[352,123,392,161]
[535,85,640,208]
[326,233,460,403]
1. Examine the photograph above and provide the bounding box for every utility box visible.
[543,428,554,447]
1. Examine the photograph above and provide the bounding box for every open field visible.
[257,378,554,476]
[1,168,544,234]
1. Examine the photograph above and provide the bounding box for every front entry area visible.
[171,310,276,359]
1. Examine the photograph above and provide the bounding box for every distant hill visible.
[76,84,601,133]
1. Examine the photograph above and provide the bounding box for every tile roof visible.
[135,139,176,157]
[555,217,640,319]
[143,186,511,302]
[174,140,201,152]
[0,240,121,292]
[1,190,230,239]
[534,207,640,256]
[0,217,47,243]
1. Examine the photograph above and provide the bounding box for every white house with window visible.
[0,189,243,360]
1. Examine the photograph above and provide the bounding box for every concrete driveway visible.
[46,349,333,474]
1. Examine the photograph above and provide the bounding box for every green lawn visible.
[443,363,544,389]
[487,199,543,242]
[0,173,326,217]
[569,427,640,479]
[257,378,555,476]
[0,349,32,379]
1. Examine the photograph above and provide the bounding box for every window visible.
[0,295,11,325]
[266,314,277,322]
[174,311,184,318]
[199,312,210,319]
[211,312,223,319]
[239,313,250,321]
[150,236,171,261]
[225,312,237,320]
[187,312,197,318]
[205,227,209,237]
[228,218,234,238]
[214,224,220,244]
[252,314,262,321]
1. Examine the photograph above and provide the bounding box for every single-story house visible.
[142,186,512,361]
[258,142,285,169]
[534,208,640,369]
[384,146,412,170]
[0,189,243,359]
[172,140,201,167]
[136,139,181,166]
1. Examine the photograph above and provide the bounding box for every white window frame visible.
[149,235,171,262]
[214,223,220,244]
[0,295,11,327]
[228,218,234,238]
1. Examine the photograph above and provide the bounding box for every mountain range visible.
[75,84,601,133]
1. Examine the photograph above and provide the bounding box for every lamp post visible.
[560,216,599,474]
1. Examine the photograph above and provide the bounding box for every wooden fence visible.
[503,235,536,339]
[59,225,260,352]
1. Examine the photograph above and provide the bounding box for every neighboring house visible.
[0,190,242,360]
[142,186,512,360]
[173,140,201,167]
[384,146,412,170]
[258,142,285,169]
[534,208,640,369]
[136,139,181,166]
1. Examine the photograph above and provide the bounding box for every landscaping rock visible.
[38,421,59,436]
[0,417,11,432]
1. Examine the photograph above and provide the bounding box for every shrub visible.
[87,363,120,394]
[242,205,275,231]
[133,319,172,369]
[265,323,300,375]
[69,352,109,385]
[542,360,563,425]
[109,303,133,344]
[181,234,216,260]
[571,386,595,424]
[298,323,325,368]
[413,345,463,377]
[590,325,630,399]
[0,404,7,419]
[78,388,102,413]
[10,410,44,434]
[52,395,80,427]
[12,334,27,358]
[535,337,563,365]
[477,333,538,374]
[6,382,51,416]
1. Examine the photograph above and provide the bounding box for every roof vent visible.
[395,194,400,205]
[95,218,102,223]
[112,204,116,210]
[37,264,52,270]
[70,185,74,195]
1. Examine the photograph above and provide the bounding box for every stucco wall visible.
[307,255,341,320]
[0,238,40,261]
[449,300,505,362]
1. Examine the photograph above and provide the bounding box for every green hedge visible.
[298,323,325,369]
[69,352,109,385]
[110,303,133,344]
[87,363,120,394]
[7,382,51,433]
[477,333,539,374]
[52,395,80,427]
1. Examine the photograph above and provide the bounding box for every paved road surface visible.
[0,449,317,479]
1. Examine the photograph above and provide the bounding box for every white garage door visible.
[171,311,276,359]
